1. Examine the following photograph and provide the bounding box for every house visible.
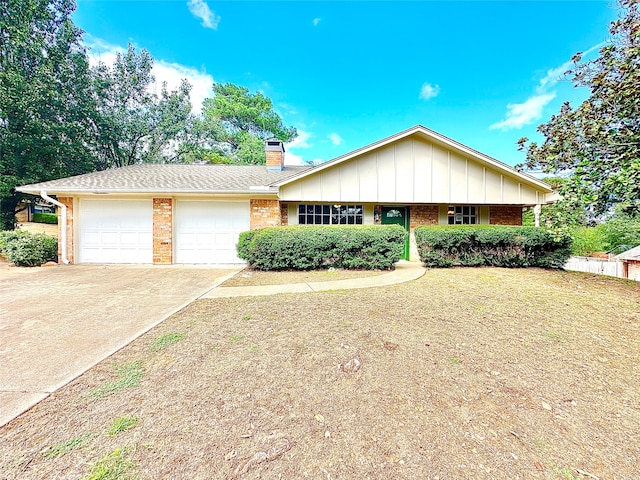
[16,125,557,265]
[615,245,640,281]
[15,199,57,223]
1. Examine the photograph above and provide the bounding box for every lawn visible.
[1,268,639,479]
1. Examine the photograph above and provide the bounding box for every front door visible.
[381,206,410,260]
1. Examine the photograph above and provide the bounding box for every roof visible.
[615,245,640,261]
[274,125,553,193]
[16,164,311,195]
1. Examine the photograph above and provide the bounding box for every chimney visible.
[265,139,285,171]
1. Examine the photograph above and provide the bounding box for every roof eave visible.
[15,187,278,196]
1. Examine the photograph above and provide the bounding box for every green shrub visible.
[237,225,407,270]
[32,212,58,224]
[414,225,572,269]
[0,230,57,266]
[569,225,608,256]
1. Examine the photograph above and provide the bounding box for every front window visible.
[298,204,364,225]
[448,205,477,225]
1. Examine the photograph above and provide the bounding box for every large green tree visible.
[0,0,99,229]
[518,0,640,219]
[197,83,297,164]
[91,44,194,168]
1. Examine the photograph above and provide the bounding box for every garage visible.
[78,199,153,264]
[175,200,250,264]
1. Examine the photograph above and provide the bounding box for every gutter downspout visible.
[40,191,69,264]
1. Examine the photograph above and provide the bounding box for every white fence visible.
[564,256,625,278]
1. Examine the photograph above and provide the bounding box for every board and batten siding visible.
[279,136,549,205]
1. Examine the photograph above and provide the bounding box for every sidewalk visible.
[201,261,426,298]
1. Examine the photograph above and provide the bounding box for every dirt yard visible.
[1,268,638,480]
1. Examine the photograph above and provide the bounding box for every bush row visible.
[0,230,58,266]
[414,226,572,269]
[32,213,58,224]
[237,225,407,270]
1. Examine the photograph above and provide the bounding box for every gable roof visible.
[615,245,640,261]
[16,164,311,196]
[273,125,553,192]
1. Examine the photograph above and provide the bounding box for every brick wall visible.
[153,198,173,264]
[250,199,281,229]
[489,206,523,225]
[266,150,283,170]
[410,205,439,230]
[280,203,289,225]
[58,197,74,264]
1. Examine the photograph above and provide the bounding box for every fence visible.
[564,256,625,278]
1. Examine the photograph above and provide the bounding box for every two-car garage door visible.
[78,199,249,264]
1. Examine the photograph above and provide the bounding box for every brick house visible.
[16,125,556,265]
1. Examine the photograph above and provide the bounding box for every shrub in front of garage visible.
[414,225,572,269]
[32,213,58,224]
[237,225,407,270]
[0,230,58,266]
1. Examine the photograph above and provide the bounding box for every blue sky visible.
[74,1,616,167]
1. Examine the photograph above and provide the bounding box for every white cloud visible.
[328,133,343,146]
[84,37,214,114]
[286,129,312,149]
[313,17,321,26]
[187,0,220,30]
[152,61,214,113]
[491,42,604,131]
[489,93,556,131]
[419,82,440,100]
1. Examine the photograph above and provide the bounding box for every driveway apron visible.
[0,264,240,427]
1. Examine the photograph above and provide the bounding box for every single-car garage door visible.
[78,199,153,264]
[175,201,249,264]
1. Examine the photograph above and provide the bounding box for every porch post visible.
[534,204,541,228]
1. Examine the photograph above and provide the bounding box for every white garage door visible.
[175,201,250,264]
[79,199,153,264]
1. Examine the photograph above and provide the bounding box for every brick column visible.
[153,198,173,264]
[250,199,281,229]
[280,203,289,225]
[489,206,523,225]
[57,197,74,264]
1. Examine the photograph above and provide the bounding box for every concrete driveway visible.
[0,264,241,427]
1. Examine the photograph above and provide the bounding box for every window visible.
[298,204,364,225]
[448,205,477,225]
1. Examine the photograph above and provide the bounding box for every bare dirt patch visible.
[1,268,639,479]
[16,222,58,237]
[222,267,384,287]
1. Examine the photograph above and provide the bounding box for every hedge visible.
[32,213,58,224]
[237,225,407,270]
[414,225,572,269]
[0,230,58,266]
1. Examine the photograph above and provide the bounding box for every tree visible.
[91,44,194,168]
[197,83,297,164]
[518,0,640,219]
[0,0,99,229]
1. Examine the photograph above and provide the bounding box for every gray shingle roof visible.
[615,245,640,261]
[16,164,312,195]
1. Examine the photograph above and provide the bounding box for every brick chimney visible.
[265,139,285,171]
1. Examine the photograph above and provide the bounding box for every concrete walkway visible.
[202,261,426,298]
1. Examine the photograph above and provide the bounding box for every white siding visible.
[279,135,550,205]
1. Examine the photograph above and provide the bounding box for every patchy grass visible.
[221,267,384,287]
[107,416,139,437]
[42,433,94,459]
[87,361,143,399]
[147,332,186,352]
[83,447,136,480]
[1,268,639,479]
